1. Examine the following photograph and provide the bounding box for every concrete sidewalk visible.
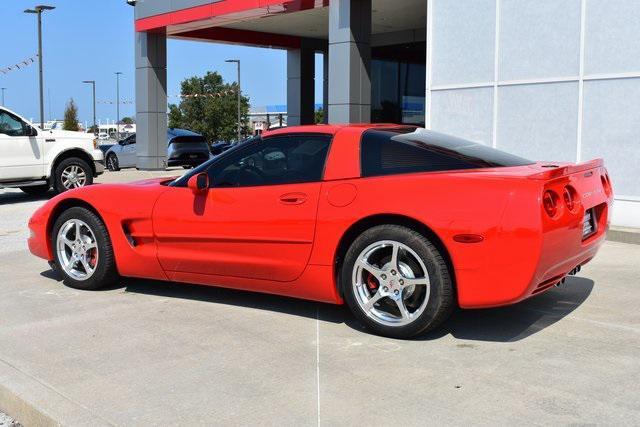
[1,171,640,425]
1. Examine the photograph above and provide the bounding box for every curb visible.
[606,226,640,245]
[0,360,111,427]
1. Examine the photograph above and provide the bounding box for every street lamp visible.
[225,59,241,142]
[114,72,122,140]
[82,80,96,133]
[24,5,55,129]
[1,88,6,105]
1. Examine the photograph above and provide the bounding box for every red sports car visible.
[28,125,613,338]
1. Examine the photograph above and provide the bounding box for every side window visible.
[360,130,485,177]
[121,135,135,145]
[0,112,27,137]
[209,134,331,187]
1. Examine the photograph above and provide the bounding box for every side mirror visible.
[188,172,209,193]
[27,125,38,137]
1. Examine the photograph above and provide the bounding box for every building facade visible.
[132,0,640,227]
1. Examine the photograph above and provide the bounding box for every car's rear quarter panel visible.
[310,170,545,307]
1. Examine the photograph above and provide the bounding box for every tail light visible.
[563,185,577,212]
[543,190,559,218]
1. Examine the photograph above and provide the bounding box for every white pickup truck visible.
[0,106,104,195]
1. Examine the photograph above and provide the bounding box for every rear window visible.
[361,128,533,177]
[170,135,206,144]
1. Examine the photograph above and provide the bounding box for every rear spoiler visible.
[528,158,604,180]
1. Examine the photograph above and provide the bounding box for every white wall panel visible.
[499,0,581,80]
[430,87,493,145]
[431,0,495,86]
[496,82,578,162]
[582,78,640,197]
[584,0,640,75]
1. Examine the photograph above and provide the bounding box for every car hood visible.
[128,176,179,186]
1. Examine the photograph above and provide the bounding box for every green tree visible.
[168,71,250,142]
[121,116,134,125]
[63,98,79,131]
[315,108,324,124]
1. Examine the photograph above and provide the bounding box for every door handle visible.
[279,192,307,205]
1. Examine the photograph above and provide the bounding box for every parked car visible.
[210,140,233,156]
[97,132,110,141]
[27,124,613,338]
[97,144,114,155]
[0,106,104,195]
[105,128,211,170]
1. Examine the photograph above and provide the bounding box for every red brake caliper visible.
[366,272,379,291]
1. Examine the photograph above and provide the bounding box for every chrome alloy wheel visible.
[61,165,87,189]
[107,154,118,171]
[56,219,99,280]
[352,240,431,327]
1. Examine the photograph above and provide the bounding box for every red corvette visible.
[28,125,613,338]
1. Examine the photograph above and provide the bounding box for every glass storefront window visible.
[371,42,426,126]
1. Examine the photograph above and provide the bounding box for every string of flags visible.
[96,90,237,105]
[0,54,38,75]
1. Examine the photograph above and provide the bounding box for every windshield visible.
[169,136,259,187]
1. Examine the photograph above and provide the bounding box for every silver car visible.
[105,128,212,170]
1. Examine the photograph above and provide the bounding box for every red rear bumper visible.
[456,165,612,309]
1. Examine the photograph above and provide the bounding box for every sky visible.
[0,0,324,126]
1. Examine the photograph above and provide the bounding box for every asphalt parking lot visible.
[1,170,639,426]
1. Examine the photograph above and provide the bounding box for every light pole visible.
[82,80,96,133]
[1,88,6,105]
[115,72,122,140]
[225,59,241,142]
[24,5,55,129]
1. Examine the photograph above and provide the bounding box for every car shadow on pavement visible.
[123,278,345,324]
[414,276,595,342]
[39,269,594,341]
[0,190,53,206]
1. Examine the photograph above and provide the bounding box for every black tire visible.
[107,153,120,171]
[19,184,50,196]
[53,157,93,193]
[341,225,454,339]
[51,206,118,290]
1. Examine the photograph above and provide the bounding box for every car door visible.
[119,135,137,168]
[0,110,44,181]
[152,133,333,282]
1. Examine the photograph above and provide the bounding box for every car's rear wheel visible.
[107,153,120,171]
[19,184,50,196]
[341,225,454,339]
[53,157,93,193]
[52,207,118,290]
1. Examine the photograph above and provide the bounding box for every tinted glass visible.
[208,134,331,187]
[0,112,27,137]
[361,128,533,177]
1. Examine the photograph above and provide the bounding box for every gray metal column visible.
[328,0,371,123]
[323,49,329,124]
[287,40,316,126]
[135,31,167,170]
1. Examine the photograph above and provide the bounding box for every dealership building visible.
[132,0,640,227]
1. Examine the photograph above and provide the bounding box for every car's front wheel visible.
[341,225,454,339]
[52,207,118,290]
